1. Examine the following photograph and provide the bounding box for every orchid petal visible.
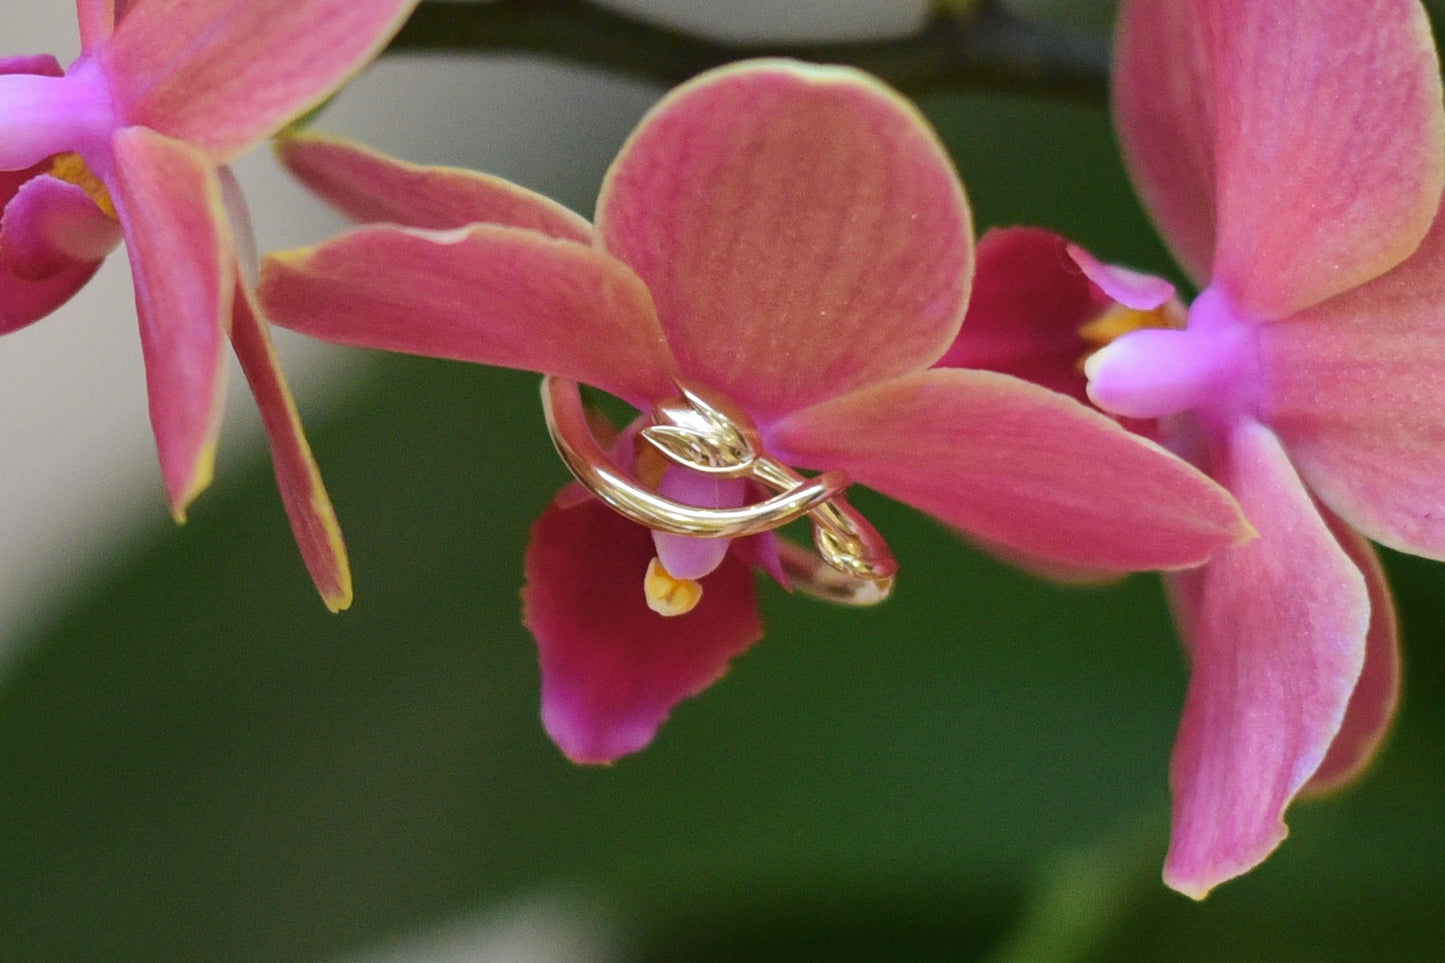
[596,60,971,421]
[0,55,64,78]
[771,368,1249,572]
[277,132,593,241]
[0,257,101,334]
[523,488,763,764]
[1263,213,1445,560]
[1163,419,1368,900]
[76,0,115,50]
[109,126,233,519]
[1112,0,1217,284]
[103,0,419,161]
[1303,511,1399,796]
[230,280,352,611]
[1066,244,1175,311]
[1121,0,1444,317]
[936,227,1099,406]
[0,174,121,279]
[259,224,678,407]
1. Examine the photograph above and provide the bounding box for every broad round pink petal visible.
[0,174,121,278]
[259,224,679,407]
[596,60,971,421]
[1113,0,1217,285]
[937,226,1100,406]
[1303,511,1400,796]
[1262,209,1445,560]
[231,280,352,611]
[277,132,593,241]
[109,126,233,519]
[1163,418,1369,900]
[1121,0,1444,317]
[523,489,764,764]
[770,368,1249,572]
[102,0,420,161]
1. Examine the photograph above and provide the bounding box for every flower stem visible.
[386,0,1109,103]
[986,814,1163,963]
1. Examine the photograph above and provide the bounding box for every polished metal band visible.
[541,376,896,605]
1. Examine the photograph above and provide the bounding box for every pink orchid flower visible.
[951,0,1444,897]
[0,0,421,611]
[258,59,1248,763]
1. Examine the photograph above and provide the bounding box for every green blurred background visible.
[3,3,1445,961]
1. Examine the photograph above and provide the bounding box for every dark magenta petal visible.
[0,174,121,278]
[0,256,101,334]
[277,132,593,240]
[597,60,971,420]
[523,489,764,764]
[938,226,1101,406]
[1163,419,1369,899]
[0,54,64,77]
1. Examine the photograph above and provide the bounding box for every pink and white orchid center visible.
[1084,286,1261,423]
[540,375,898,614]
[0,59,116,174]
[1076,300,1179,373]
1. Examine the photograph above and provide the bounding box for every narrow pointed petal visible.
[259,224,678,406]
[277,133,593,240]
[771,368,1249,572]
[1163,419,1368,900]
[937,227,1100,406]
[1120,0,1444,317]
[230,281,352,611]
[76,0,115,49]
[1263,212,1445,560]
[1,174,121,278]
[109,127,233,519]
[596,60,971,420]
[1303,512,1400,795]
[523,489,763,764]
[103,0,419,160]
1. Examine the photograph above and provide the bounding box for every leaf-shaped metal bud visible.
[640,423,755,475]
